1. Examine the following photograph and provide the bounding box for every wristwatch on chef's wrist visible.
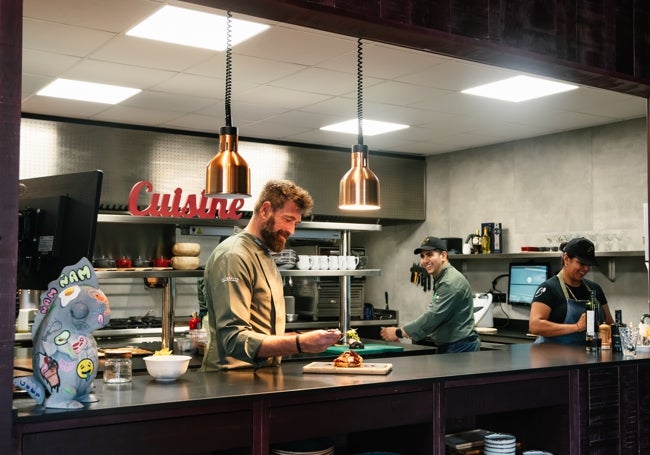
[395,328,403,338]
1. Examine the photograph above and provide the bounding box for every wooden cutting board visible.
[303,361,393,375]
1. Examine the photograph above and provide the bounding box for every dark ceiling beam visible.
[186,0,650,98]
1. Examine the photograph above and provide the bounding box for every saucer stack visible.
[270,437,334,455]
[483,433,516,455]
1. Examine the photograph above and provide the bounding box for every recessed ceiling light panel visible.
[462,75,578,102]
[37,78,141,104]
[127,5,269,51]
[321,119,409,136]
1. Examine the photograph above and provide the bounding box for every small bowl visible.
[286,313,299,322]
[143,355,191,382]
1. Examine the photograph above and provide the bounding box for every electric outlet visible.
[492,292,507,303]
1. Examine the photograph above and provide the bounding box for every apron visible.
[535,272,600,345]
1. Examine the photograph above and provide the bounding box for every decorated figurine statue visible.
[14,257,110,409]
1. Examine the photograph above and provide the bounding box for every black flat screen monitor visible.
[508,262,551,306]
[17,170,103,290]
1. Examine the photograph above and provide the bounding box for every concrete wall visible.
[361,118,649,326]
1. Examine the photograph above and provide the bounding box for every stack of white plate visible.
[483,433,516,455]
[270,438,334,455]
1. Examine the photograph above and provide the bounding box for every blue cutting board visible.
[325,343,404,355]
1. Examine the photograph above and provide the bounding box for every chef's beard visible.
[260,216,290,252]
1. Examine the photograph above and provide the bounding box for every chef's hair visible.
[254,179,314,216]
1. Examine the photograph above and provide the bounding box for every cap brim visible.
[414,246,433,254]
[577,256,598,266]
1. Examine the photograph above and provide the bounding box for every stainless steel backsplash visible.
[20,116,425,222]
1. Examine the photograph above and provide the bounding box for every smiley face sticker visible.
[76,358,94,380]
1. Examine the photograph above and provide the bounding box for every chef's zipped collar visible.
[242,231,271,254]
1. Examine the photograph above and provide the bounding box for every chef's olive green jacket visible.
[403,263,476,345]
[201,232,285,371]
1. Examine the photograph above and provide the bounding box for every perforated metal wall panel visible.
[20,117,425,221]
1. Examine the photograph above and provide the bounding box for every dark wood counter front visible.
[12,344,650,454]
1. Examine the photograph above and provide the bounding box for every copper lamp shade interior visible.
[339,144,380,210]
[205,126,251,198]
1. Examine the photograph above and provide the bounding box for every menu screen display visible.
[508,263,550,305]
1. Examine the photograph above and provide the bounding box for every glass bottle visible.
[471,229,481,254]
[585,289,601,352]
[611,309,624,353]
[480,226,491,254]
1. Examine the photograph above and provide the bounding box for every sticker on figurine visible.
[13,257,111,409]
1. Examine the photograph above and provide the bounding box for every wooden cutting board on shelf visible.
[302,361,393,375]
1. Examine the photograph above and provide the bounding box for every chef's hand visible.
[380,326,399,342]
[297,329,341,353]
[575,313,587,332]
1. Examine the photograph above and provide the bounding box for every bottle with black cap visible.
[585,289,601,352]
[611,309,624,353]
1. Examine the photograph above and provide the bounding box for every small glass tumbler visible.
[104,349,133,383]
[619,325,639,358]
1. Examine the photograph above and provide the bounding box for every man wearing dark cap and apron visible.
[530,237,614,344]
[380,236,480,353]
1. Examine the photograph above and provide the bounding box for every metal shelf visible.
[96,269,203,279]
[280,269,380,277]
[97,213,381,232]
[450,250,643,260]
[95,214,383,347]
[452,250,644,282]
[95,269,380,279]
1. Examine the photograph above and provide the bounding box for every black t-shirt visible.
[533,275,608,323]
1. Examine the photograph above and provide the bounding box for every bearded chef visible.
[529,237,614,344]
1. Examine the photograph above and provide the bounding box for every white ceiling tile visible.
[90,35,214,71]
[22,49,80,76]
[62,60,176,89]
[23,18,115,56]
[121,90,215,113]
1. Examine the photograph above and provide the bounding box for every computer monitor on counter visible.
[508,262,550,306]
[17,170,103,290]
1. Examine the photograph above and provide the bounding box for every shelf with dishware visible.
[450,250,644,282]
[93,213,382,348]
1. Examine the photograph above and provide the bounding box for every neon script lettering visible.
[128,181,244,220]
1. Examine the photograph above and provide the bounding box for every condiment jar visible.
[104,349,133,384]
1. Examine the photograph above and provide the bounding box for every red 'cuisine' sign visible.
[128,181,244,220]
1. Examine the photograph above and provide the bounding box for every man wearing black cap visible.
[529,237,614,344]
[380,236,480,353]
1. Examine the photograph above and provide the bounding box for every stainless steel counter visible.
[12,344,650,455]
[14,344,647,420]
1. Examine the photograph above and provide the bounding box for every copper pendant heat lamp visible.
[339,39,380,210]
[205,12,250,198]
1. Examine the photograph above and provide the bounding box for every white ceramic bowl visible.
[143,355,191,382]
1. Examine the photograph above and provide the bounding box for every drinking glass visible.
[619,325,639,358]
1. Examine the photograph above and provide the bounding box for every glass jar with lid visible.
[103,349,133,384]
